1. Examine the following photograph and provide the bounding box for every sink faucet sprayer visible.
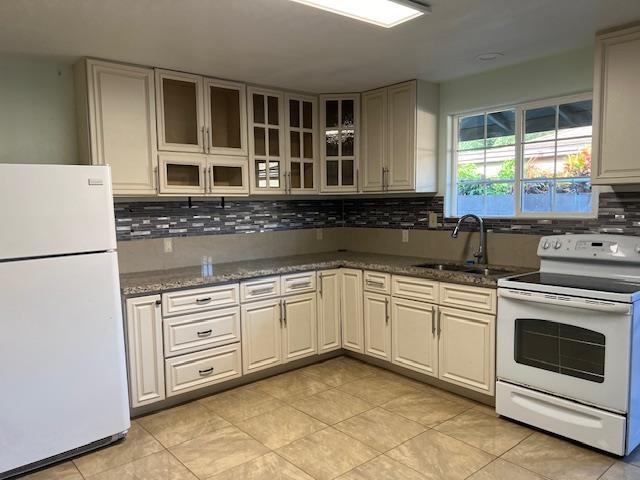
[451,214,486,265]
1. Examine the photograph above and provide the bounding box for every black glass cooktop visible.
[509,272,640,295]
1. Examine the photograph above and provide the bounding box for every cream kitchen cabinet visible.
[241,298,283,374]
[75,59,158,196]
[391,296,438,377]
[317,269,342,353]
[341,268,364,352]
[593,25,640,184]
[320,94,360,193]
[282,292,318,362]
[286,94,318,193]
[363,292,391,361]
[437,306,495,395]
[155,69,247,157]
[125,295,165,408]
[361,80,438,193]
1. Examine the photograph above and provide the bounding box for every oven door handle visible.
[499,289,631,314]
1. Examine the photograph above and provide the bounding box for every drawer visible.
[163,284,239,317]
[392,275,438,303]
[439,283,496,314]
[363,271,391,295]
[163,306,241,358]
[241,276,280,302]
[165,343,242,397]
[281,271,316,295]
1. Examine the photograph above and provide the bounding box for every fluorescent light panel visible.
[290,0,429,28]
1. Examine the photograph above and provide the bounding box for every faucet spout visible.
[451,214,486,264]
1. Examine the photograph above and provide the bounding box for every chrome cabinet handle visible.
[282,299,287,326]
[251,286,274,295]
[155,299,162,306]
[279,299,284,326]
[431,306,436,335]
[384,297,389,324]
[436,307,442,337]
[210,165,215,192]
[197,329,212,337]
[366,280,385,287]
[318,274,323,297]
[199,367,214,375]
[195,297,212,304]
[201,126,206,153]
[206,127,211,153]
[290,281,311,289]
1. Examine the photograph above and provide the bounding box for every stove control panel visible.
[537,234,640,263]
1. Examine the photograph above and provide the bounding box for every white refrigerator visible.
[0,164,130,478]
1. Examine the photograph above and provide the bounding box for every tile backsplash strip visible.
[115,192,640,241]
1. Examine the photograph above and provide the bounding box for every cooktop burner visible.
[510,272,640,295]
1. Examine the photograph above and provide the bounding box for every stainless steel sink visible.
[413,263,514,277]
[413,262,470,272]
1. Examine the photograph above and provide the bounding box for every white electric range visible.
[496,234,640,456]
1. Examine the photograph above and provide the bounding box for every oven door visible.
[497,288,632,413]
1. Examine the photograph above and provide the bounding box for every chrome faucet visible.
[451,214,486,265]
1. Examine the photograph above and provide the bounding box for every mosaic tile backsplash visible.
[115,192,640,241]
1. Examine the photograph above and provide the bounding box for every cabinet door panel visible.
[158,153,207,195]
[283,293,317,362]
[204,78,247,156]
[438,306,495,395]
[208,156,249,196]
[363,292,391,361]
[361,88,387,192]
[341,269,364,353]
[241,299,283,374]
[126,295,165,408]
[317,270,342,353]
[286,94,317,193]
[392,297,437,376]
[87,60,158,195]
[387,81,416,191]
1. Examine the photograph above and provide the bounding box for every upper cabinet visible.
[75,59,158,196]
[592,25,640,184]
[248,87,286,194]
[320,94,360,193]
[286,94,318,193]
[155,70,247,157]
[361,80,438,193]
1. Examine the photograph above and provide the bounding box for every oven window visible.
[514,319,605,383]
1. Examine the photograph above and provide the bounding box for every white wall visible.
[0,53,78,165]
[437,46,595,195]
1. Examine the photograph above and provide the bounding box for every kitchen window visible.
[449,94,594,218]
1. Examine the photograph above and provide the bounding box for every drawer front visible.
[281,271,316,296]
[163,284,239,317]
[439,283,496,314]
[392,275,439,303]
[241,276,280,302]
[165,343,242,397]
[363,271,391,294]
[163,306,241,358]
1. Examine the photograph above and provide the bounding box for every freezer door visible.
[0,252,130,474]
[0,164,117,260]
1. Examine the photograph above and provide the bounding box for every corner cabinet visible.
[317,270,342,353]
[340,269,364,352]
[125,295,165,408]
[361,80,438,193]
[593,25,640,184]
[320,94,360,193]
[75,59,158,196]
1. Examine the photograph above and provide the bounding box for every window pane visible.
[255,160,267,188]
[268,129,279,156]
[457,150,484,180]
[486,182,515,216]
[212,166,243,187]
[559,100,592,131]
[253,127,266,156]
[457,182,485,216]
[555,179,592,213]
[290,131,301,158]
[342,159,354,185]
[487,110,515,146]
[304,162,314,188]
[522,181,552,213]
[525,106,556,142]
[303,132,313,159]
[458,114,485,148]
[289,99,300,128]
[290,161,301,189]
[267,96,279,125]
[326,100,339,128]
[342,100,354,127]
[303,102,313,129]
[166,163,200,186]
[524,141,555,179]
[268,161,280,187]
[486,147,516,180]
[253,94,265,124]
[341,129,354,156]
[556,139,591,178]
[325,130,339,156]
[326,160,338,186]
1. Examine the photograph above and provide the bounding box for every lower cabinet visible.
[341,269,364,353]
[438,306,495,395]
[363,292,391,361]
[317,269,342,353]
[282,293,317,362]
[125,295,165,408]
[241,298,283,374]
[391,297,438,377]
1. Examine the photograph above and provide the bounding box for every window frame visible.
[448,92,598,220]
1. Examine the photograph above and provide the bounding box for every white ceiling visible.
[0,0,638,93]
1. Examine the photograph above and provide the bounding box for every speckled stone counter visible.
[120,251,530,297]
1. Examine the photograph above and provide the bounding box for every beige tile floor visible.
[22,356,638,480]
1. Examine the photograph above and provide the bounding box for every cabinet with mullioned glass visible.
[285,94,317,193]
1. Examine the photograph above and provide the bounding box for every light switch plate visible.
[164,237,173,253]
[402,230,409,243]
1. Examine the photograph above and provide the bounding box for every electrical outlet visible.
[428,211,439,228]
[402,230,409,243]
[316,228,323,240]
[164,237,173,253]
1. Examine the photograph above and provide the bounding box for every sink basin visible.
[413,263,515,277]
[413,262,471,272]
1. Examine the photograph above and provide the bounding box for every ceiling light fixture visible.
[289,0,430,28]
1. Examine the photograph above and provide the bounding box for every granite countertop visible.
[120,251,532,297]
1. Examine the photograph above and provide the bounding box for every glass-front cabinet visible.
[320,94,360,192]
[248,87,285,194]
[286,94,317,193]
[204,78,247,156]
[158,153,207,195]
[208,156,249,195]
